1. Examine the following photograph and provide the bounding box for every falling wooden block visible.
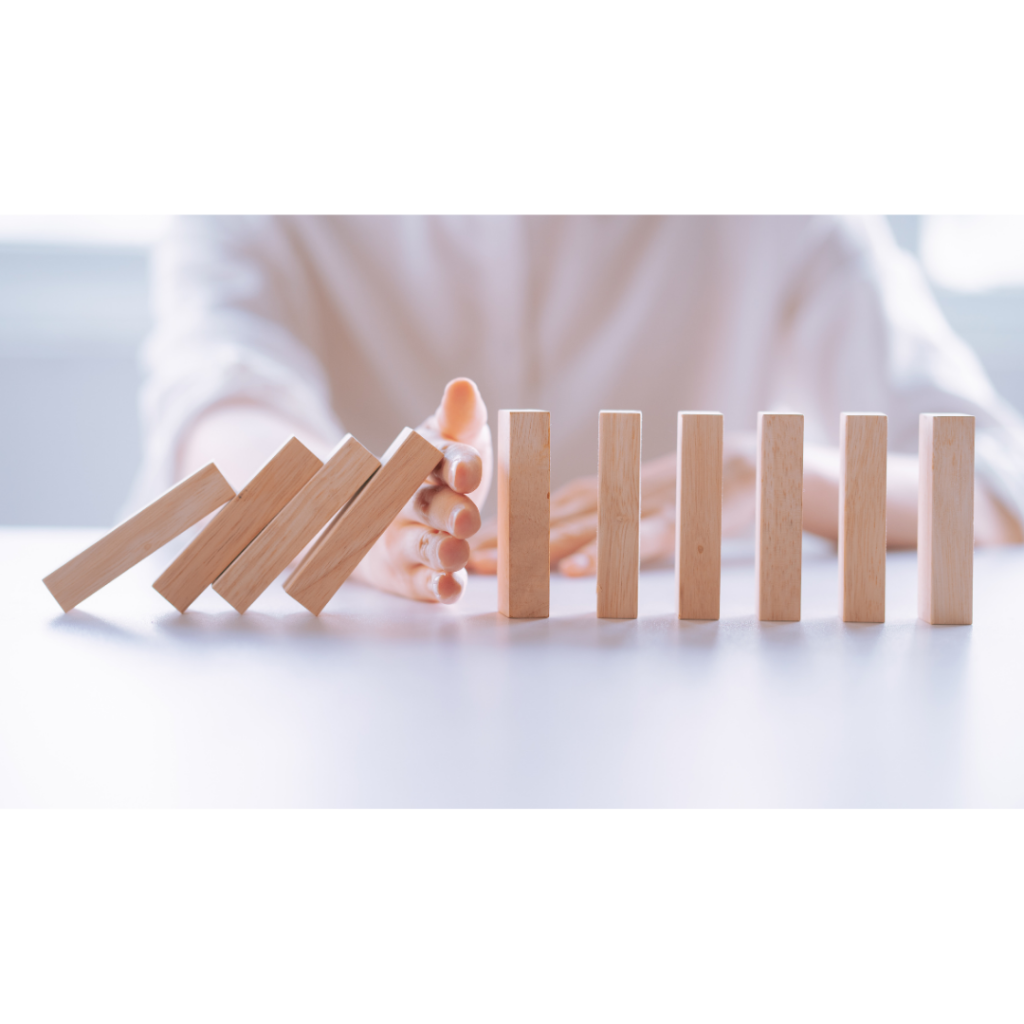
[284,427,443,615]
[918,413,974,625]
[153,437,323,612]
[597,410,641,619]
[498,409,550,619]
[756,412,803,622]
[213,435,381,613]
[42,464,235,612]
[839,413,887,623]
[676,411,723,620]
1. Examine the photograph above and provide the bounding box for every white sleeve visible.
[864,217,1024,526]
[127,216,344,508]
[781,216,1024,527]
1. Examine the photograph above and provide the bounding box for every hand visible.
[351,378,493,602]
[467,433,760,576]
[803,445,1024,547]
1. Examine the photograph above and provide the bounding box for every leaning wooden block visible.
[676,411,723,620]
[213,435,381,613]
[597,411,641,619]
[498,409,551,619]
[153,437,323,612]
[918,413,974,625]
[42,464,235,612]
[839,413,887,623]
[756,412,803,622]
[284,428,442,615]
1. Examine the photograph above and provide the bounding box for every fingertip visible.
[431,570,466,604]
[450,504,481,539]
[437,535,471,571]
[467,551,497,574]
[437,378,488,440]
[444,377,476,402]
[558,552,595,577]
[449,455,483,495]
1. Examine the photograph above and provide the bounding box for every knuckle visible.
[418,529,439,562]
[415,486,439,519]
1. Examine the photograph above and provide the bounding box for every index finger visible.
[424,439,483,494]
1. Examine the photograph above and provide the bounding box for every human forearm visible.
[178,401,337,491]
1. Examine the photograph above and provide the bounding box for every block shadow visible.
[48,608,145,643]
[147,604,736,652]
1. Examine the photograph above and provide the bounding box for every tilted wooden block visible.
[213,435,381,613]
[284,427,443,616]
[153,437,323,612]
[676,411,723,620]
[839,413,887,623]
[42,464,235,612]
[597,410,641,619]
[756,412,803,622]
[498,410,550,619]
[918,413,974,625]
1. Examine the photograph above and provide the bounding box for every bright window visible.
[0,216,169,248]
[920,216,1024,293]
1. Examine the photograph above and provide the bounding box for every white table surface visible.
[3,527,1023,807]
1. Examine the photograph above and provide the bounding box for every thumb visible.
[436,378,488,442]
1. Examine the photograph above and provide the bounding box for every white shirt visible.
[132,215,1024,524]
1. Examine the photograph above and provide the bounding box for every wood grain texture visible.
[213,435,381,613]
[42,464,235,612]
[597,411,641,619]
[755,412,804,622]
[153,437,323,612]
[918,414,974,625]
[284,427,442,616]
[839,413,887,623]
[498,410,550,619]
[676,412,723,620]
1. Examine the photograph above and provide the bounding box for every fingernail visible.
[565,553,591,569]
[438,569,467,604]
[429,573,443,599]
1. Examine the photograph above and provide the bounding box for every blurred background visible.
[1,215,1023,527]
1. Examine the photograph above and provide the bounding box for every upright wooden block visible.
[676,412,723,620]
[213,435,381,613]
[918,413,974,625]
[284,428,443,616]
[42,464,235,612]
[597,411,641,619]
[839,413,887,623]
[153,437,323,612]
[756,412,803,622]
[498,409,550,619]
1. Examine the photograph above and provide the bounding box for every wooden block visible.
[918,413,974,625]
[153,437,323,612]
[213,435,381,613]
[676,411,723,620]
[42,464,234,612]
[498,409,550,619]
[597,411,641,619]
[284,427,443,615]
[756,412,803,622]
[839,413,887,623]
